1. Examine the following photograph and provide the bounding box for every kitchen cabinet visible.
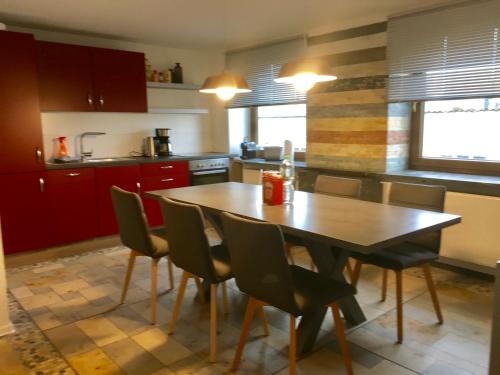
[0,31,45,174]
[0,172,52,254]
[95,165,142,236]
[47,169,97,245]
[36,41,94,112]
[91,47,147,112]
[141,161,189,227]
[36,41,147,113]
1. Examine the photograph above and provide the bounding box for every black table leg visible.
[296,239,366,355]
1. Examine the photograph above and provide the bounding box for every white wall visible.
[0,219,14,337]
[8,25,229,158]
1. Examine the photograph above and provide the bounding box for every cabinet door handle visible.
[136,182,141,194]
[160,165,173,169]
[39,177,45,193]
[64,172,81,177]
[99,95,104,107]
[35,148,42,160]
[161,178,174,182]
[87,93,93,107]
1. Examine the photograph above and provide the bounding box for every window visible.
[257,104,306,150]
[412,98,500,174]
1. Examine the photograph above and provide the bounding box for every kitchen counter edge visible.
[45,153,237,170]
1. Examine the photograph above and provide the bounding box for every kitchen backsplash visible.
[42,112,211,161]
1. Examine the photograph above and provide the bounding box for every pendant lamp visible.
[274,56,337,92]
[199,71,251,101]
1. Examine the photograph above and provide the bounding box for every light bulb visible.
[292,73,317,92]
[215,87,236,101]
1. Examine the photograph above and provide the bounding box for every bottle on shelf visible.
[172,62,183,83]
[280,140,295,204]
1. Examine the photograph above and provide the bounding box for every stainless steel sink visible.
[82,157,134,163]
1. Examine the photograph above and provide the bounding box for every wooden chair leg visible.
[422,264,443,324]
[193,276,206,304]
[120,250,137,304]
[351,260,363,287]
[150,258,159,324]
[231,297,257,371]
[331,303,353,375]
[285,243,295,265]
[168,271,189,334]
[167,256,175,290]
[289,314,297,375]
[345,260,354,281]
[381,269,388,302]
[310,258,317,272]
[209,283,217,363]
[256,304,269,336]
[221,282,229,315]
[395,270,403,344]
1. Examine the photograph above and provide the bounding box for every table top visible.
[146,182,461,254]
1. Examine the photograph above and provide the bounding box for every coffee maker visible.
[154,128,172,156]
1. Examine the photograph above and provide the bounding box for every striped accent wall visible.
[306,22,410,172]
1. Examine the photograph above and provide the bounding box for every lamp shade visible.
[200,70,252,94]
[275,57,337,91]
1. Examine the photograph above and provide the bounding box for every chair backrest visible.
[159,197,216,281]
[389,182,446,252]
[221,212,300,316]
[314,175,362,199]
[111,186,154,256]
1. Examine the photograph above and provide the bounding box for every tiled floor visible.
[0,244,493,374]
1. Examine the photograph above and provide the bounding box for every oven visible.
[189,158,230,186]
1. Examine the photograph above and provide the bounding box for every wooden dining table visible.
[146,182,461,354]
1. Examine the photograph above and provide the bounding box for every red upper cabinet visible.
[0,31,45,174]
[36,41,94,112]
[0,172,52,254]
[91,47,147,113]
[95,165,142,236]
[35,41,147,113]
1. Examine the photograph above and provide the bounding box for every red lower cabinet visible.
[47,168,97,246]
[95,165,141,236]
[141,162,189,227]
[0,172,52,254]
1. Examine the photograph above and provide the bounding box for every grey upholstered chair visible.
[350,182,446,343]
[314,175,362,198]
[111,186,174,325]
[286,175,362,276]
[160,197,255,363]
[222,212,355,375]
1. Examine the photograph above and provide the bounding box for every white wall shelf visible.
[148,107,208,114]
[147,82,201,90]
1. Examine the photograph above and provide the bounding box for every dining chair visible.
[160,197,267,363]
[286,175,362,277]
[350,182,446,343]
[111,186,174,325]
[222,212,355,375]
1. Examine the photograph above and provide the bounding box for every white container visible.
[263,146,283,161]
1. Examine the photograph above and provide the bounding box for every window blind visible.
[226,37,307,108]
[387,0,500,102]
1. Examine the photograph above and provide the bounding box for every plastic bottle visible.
[280,140,295,204]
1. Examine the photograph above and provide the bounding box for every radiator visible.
[441,191,500,269]
[383,182,500,271]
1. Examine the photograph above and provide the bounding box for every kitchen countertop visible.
[45,152,236,170]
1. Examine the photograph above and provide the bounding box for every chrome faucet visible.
[80,132,106,160]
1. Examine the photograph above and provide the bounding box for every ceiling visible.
[0,0,460,50]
